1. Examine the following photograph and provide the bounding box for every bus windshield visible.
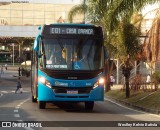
[43,38,103,70]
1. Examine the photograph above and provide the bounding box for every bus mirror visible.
[38,54,43,58]
[33,35,41,51]
[35,52,42,58]
[38,26,42,30]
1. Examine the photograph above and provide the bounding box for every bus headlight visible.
[39,76,46,84]
[93,77,105,89]
[99,77,105,85]
[46,80,52,88]
[39,76,52,88]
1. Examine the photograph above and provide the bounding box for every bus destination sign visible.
[50,27,94,35]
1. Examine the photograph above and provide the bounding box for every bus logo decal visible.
[55,81,68,87]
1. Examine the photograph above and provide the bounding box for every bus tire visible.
[32,95,37,103]
[39,101,46,109]
[85,101,94,111]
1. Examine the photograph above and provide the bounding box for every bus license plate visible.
[67,90,78,94]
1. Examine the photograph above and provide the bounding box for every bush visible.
[152,71,160,84]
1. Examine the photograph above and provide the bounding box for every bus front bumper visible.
[38,84,104,102]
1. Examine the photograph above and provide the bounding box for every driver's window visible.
[38,38,43,67]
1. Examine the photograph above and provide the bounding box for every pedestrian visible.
[146,74,151,83]
[0,67,1,78]
[4,64,7,70]
[110,75,115,87]
[146,74,151,90]
[0,65,4,77]
[15,78,22,93]
[21,67,25,76]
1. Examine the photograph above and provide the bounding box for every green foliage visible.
[114,21,141,61]
[108,0,159,31]
[107,89,160,110]
[152,71,160,83]
[68,1,87,23]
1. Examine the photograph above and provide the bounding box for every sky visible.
[0,0,81,4]
[142,4,159,15]
[142,4,159,19]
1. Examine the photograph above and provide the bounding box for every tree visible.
[14,37,34,62]
[68,0,159,96]
[108,0,159,32]
[115,20,141,98]
[143,8,160,73]
[68,0,87,23]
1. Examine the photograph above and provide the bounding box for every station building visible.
[0,0,83,63]
[0,0,82,25]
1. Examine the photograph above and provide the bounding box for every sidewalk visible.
[106,84,160,115]
[110,84,160,90]
[110,84,123,90]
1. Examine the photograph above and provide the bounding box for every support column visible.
[135,61,137,75]
[116,59,119,84]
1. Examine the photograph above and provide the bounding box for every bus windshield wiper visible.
[77,36,92,70]
[56,38,64,51]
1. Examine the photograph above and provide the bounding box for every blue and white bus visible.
[31,23,105,111]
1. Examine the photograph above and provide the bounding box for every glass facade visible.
[0,2,83,26]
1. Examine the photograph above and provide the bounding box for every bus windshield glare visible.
[42,38,103,70]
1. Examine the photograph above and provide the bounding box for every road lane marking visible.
[14,110,18,113]
[14,114,20,118]
[0,90,29,94]
[25,127,34,130]
[19,103,23,105]
[105,97,160,118]
[1,91,8,93]
[17,120,23,122]
[14,98,35,130]
[0,93,3,97]
[16,106,20,109]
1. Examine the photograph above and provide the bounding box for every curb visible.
[105,95,160,115]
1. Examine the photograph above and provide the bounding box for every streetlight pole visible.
[12,43,14,66]
[83,0,86,23]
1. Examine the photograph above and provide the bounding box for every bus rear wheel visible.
[85,101,94,111]
[39,101,46,109]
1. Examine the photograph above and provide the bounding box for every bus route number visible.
[50,27,94,35]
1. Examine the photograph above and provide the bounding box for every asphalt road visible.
[0,70,160,130]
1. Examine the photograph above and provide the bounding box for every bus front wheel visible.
[39,101,46,109]
[85,101,94,111]
[32,95,37,103]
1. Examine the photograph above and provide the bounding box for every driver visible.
[49,48,66,64]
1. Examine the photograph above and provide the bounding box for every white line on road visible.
[25,127,34,130]
[14,98,34,130]
[1,91,8,93]
[16,106,20,109]
[17,120,23,122]
[0,90,29,94]
[0,93,3,97]
[14,114,20,118]
[14,110,18,113]
[105,97,160,118]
